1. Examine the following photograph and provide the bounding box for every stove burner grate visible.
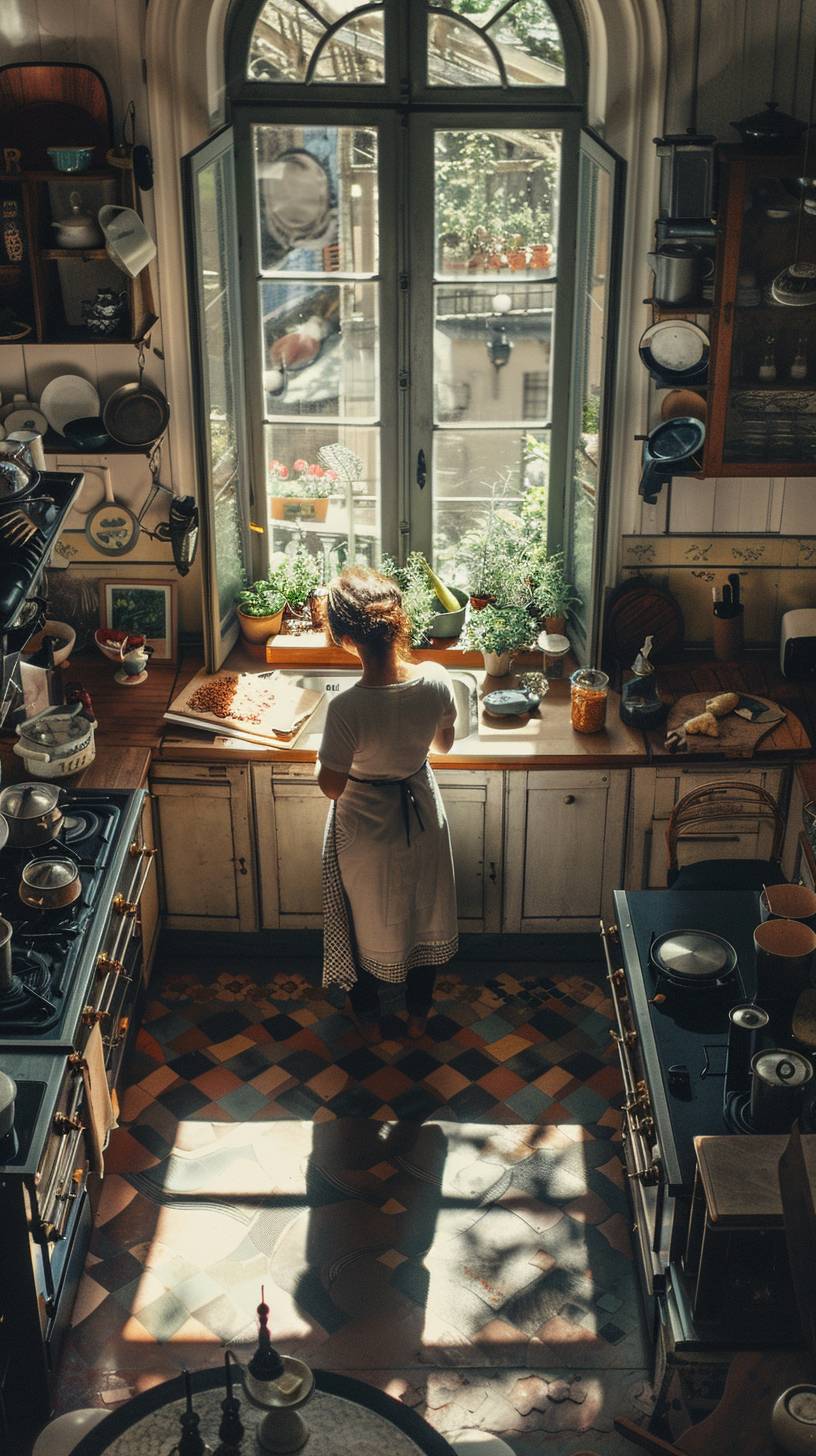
[0,948,53,1025]
[60,809,101,846]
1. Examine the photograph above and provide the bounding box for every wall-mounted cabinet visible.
[704,146,816,477]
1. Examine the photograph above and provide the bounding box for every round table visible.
[71,1366,456,1456]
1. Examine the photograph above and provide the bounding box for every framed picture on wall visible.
[100,579,178,662]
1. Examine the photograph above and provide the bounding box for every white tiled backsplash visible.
[620,536,816,645]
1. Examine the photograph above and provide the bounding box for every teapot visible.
[51,191,102,250]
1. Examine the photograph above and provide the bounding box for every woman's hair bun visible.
[326,566,411,658]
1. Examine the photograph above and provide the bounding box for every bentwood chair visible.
[666,779,786,891]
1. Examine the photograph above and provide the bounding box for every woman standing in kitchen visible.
[316,566,458,1042]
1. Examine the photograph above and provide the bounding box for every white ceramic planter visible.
[483,650,513,677]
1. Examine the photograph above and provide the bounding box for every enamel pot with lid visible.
[750,1047,814,1132]
[0,781,63,847]
[19,857,81,911]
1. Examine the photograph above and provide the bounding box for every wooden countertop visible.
[0,648,812,782]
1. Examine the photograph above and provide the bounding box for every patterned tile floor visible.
[49,954,654,1455]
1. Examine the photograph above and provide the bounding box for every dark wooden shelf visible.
[40,248,108,261]
[3,169,119,182]
[646,298,713,315]
[731,380,816,392]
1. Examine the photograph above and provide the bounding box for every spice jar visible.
[570,668,609,734]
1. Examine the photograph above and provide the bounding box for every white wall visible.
[1,0,203,634]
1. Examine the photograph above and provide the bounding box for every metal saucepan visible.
[650,928,738,989]
[19,857,81,911]
[102,344,169,448]
[0,781,64,848]
[750,1047,814,1132]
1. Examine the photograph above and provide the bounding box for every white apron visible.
[322,762,458,991]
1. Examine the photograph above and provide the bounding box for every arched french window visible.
[185,0,623,667]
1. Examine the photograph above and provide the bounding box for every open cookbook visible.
[164,669,324,748]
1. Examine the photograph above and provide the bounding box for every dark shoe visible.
[406,1013,428,1039]
[345,1000,381,1044]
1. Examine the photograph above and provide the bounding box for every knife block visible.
[713,608,744,661]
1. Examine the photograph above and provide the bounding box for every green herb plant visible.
[236,583,286,619]
[532,550,580,620]
[380,552,437,646]
[463,604,533,656]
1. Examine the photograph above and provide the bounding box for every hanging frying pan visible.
[639,416,706,504]
[84,474,140,556]
[102,345,169,448]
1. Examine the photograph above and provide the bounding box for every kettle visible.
[51,191,102,250]
[647,243,699,305]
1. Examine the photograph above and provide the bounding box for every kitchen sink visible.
[287,668,479,743]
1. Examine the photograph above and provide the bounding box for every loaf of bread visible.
[684,710,719,737]
[705,692,739,718]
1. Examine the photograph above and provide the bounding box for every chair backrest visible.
[666,779,785,876]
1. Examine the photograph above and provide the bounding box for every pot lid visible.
[0,781,60,818]
[730,1004,769,1031]
[56,191,96,229]
[0,1071,16,1115]
[652,929,735,980]
[753,1049,813,1087]
[733,101,807,140]
[22,858,77,890]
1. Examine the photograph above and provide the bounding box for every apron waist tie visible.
[348,764,427,845]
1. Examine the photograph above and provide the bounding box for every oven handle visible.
[600,920,661,1189]
[108,847,157,965]
[38,1073,85,1233]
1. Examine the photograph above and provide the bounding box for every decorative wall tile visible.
[620,537,670,567]
[665,536,782,567]
[797,540,816,568]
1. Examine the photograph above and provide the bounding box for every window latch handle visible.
[416,448,427,490]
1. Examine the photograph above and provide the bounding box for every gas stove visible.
[0,790,143,1047]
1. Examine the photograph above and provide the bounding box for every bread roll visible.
[705,692,739,718]
[684,710,719,737]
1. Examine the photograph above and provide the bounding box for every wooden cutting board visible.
[666,692,785,757]
[604,577,685,667]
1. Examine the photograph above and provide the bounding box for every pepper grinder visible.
[242,1290,315,1454]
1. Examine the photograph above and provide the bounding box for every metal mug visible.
[760,883,816,930]
[6,429,46,472]
[750,1047,813,1132]
[647,243,699,305]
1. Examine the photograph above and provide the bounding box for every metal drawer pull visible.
[600,920,661,1188]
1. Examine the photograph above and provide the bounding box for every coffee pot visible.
[647,243,699,305]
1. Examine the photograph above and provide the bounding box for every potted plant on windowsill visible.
[457,487,531,610]
[236,582,287,644]
[532,551,579,634]
[269,458,338,523]
[267,543,322,625]
[464,604,533,677]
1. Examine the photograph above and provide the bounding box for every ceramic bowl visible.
[428,587,468,640]
[47,146,94,174]
[25,620,76,667]
[94,627,145,661]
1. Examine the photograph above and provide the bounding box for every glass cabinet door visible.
[185,126,251,670]
[722,163,816,469]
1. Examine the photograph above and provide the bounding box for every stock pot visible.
[0,781,63,847]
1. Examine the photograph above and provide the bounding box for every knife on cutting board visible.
[733,694,785,725]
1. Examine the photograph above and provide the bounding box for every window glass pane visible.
[262,280,379,418]
[433,427,549,577]
[264,424,380,569]
[193,148,248,623]
[427,1,566,88]
[435,281,553,425]
[254,124,378,274]
[568,150,612,646]
[435,129,560,279]
[248,0,384,83]
[311,13,386,83]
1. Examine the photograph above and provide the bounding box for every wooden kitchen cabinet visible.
[503,770,629,931]
[625,764,787,890]
[252,764,504,932]
[150,762,257,931]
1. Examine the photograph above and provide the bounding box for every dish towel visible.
[82,1023,118,1175]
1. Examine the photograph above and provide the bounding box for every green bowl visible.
[47,146,94,174]
[428,586,468,639]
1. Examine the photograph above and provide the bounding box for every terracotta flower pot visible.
[543,614,567,635]
[530,244,552,270]
[469,594,496,612]
[506,248,527,271]
[237,605,285,644]
[483,650,513,677]
[270,496,329,523]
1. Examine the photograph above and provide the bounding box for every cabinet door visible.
[254,766,326,929]
[437,771,503,932]
[150,764,256,931]
[504,770,628,931]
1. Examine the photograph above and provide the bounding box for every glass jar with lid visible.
[570,668,609,734]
